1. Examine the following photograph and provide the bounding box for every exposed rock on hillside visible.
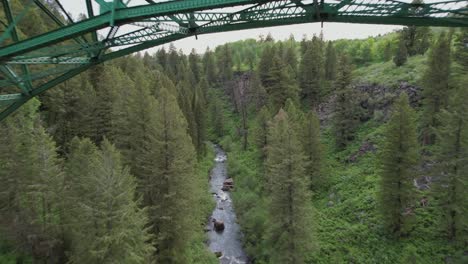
[318,81,422,124]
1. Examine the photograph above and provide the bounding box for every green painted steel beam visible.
[1,0,467,59]
[0,0,276,58]
[86,0,99,43]
[1,0,33,93]
[32,0,91,47]
[0,93,22,106]
[0,64,93,121]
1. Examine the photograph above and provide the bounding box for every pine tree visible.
[66,138,154,264]
[193,80,207,157]
[453,28,468,68]
[254,106,271,158]
[156,47,168,70]
[300,36,309,56]
[283,40,299,78]
[108,70,136,152]
[147,88,198,263]
[400,0,432,56]
[421,32,452,145]
[434,86,468,243]
[217,44,233,82]
[332,55,361,149]
[265,55,300,111]
[143,51,156,69]
[189,49,201,84]
[302,111,323,190]
[0,99,48,212]
[283,98,304,131]
[393,39,408,67]
[258,45,276,87]
[29,124,64,239]
[378,93,419,237]
[210,96,225,138]
[325,41,337,81]
[383,41,393,62]
[64,137,102,262]
[166,44,179,81]
[299,36,325,108]
[41,72,99,150]
[248,72,268,111]
[124,72,156,185]
[0,99,67,261]
[94,65,124,143]
[177,79,198,148]
[202,47,217,85]
[266,109,315,264]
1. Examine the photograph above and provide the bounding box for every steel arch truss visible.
[0,0,467,120]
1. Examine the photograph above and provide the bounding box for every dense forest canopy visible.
[1,0,468,263]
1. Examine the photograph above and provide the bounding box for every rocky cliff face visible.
[229,72,423,127]
[318,81,422,125]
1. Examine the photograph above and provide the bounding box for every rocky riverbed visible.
[207,146,249,264]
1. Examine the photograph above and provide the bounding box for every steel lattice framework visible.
[0,0,467,120]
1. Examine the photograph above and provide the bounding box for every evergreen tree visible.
[332,55,361,149]
[248,72,268,111]
[41,70,101,150]
[283,98,304,132]
[147,88,198,263]
[300,36,309,56]
[258,45,276,88]
[193,80,207,157]
[94,65,124,143]
[0,99,67,261]
[421,32,452,145]
[434,86,468,242]
[166,44,179,81]
[265,109,315,264]
[143,51,156,69]
[66,138,154,264]
[189,49,201,84]
[393,39,408,67]
[383,41,393,62]
[283,40,299,78]
[108,67,136,148]
[29,124,64,240]
[302,111,323,190]
[325,41,337,81]
[177,79,198,148]
[156,47,168,71]
[265,55,300,111]
[453,28,468,68]
[202,47,217,85]
[210,95,225,138]
[254,106,271,158]
[378,93,419,237]
[299,36,325,108]
[217,44,233,82]
[124,72,156,185]
[401,0,432,56]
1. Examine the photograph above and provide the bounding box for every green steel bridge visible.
[0,0,467,121]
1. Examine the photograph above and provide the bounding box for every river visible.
[207,146,249,264]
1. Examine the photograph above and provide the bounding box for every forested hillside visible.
[1,1,467,263]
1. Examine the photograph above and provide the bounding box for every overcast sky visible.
[61,1,407,54]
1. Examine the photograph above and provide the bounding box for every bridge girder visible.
[0,0,467,121]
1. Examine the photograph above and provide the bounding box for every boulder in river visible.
[212,218,225,232]
[222,178,234,191]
